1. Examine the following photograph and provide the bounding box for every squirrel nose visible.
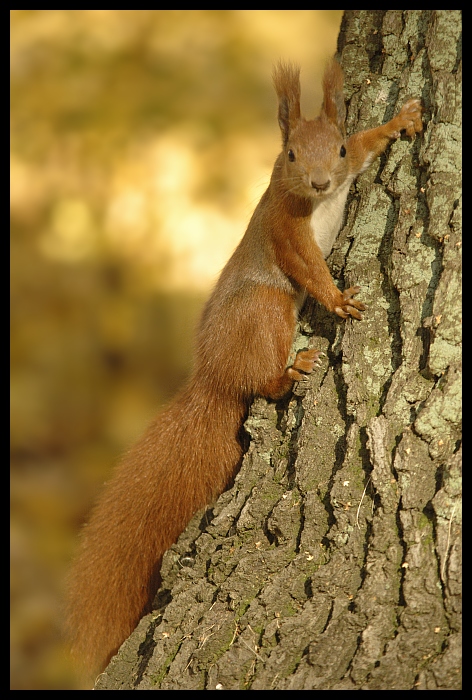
[311,179,331,192]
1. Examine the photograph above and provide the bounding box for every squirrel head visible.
[273,59,350,199]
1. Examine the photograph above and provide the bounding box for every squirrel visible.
[66,58,422,676]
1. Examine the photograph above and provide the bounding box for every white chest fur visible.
[310,178,353,259]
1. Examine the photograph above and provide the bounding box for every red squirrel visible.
[66,58,422,675]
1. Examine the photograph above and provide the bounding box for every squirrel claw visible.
[347,306,363,320]
[335,286,365,320]
[396,98,423,137]
[291,348,325,376]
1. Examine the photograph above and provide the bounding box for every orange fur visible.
[66,57,422,675]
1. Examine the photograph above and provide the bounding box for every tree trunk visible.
[95,10,461,690]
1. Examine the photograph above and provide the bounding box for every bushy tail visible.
[65,380,245,675]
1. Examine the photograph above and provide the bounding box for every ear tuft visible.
[273,61,301,146]
[321,58,346,133]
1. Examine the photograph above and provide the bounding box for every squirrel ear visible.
[321,58,346,133]
[273,62,301,146]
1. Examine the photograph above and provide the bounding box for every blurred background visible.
[10,10,343,689]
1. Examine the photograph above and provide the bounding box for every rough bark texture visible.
[95,10,461,690]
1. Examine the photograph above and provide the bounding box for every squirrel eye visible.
[288,149,295,162]
[340,145,346,158]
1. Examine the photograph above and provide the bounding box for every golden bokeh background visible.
[10,10,343,689]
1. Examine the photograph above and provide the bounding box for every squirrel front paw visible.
[333,286,365,320]
[286,349,324,382]
[390,98,423,139]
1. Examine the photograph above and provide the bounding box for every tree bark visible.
[95,10,461,690]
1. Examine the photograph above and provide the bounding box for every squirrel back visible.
[66,58,422,677]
